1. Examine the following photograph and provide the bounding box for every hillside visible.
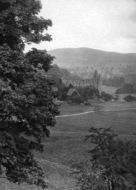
[49,48,136,79]
[49,48,136,68]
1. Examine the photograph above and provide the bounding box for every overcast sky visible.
[26,0,136,53]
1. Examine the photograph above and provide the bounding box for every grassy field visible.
[42,102,136,166]
[58,102,93,114]
[1,102,136,190]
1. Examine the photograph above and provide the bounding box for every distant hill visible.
[49,48,136,79]
[49,48,136,68]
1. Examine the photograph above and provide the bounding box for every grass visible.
[1,102,136,189]
[41,103,136,167]
[59,102,93,114]
[36,102,136,169]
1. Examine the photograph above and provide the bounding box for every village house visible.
[66,87,82,103]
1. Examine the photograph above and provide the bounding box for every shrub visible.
[101,92,113,101]
[75,127,136,190]
[124,95,136,102]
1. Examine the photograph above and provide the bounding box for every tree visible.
[0,0,58,188]
[76,127,136,190]
[101,91,113,101]
[124,95,136,102]
[92,70,101,90]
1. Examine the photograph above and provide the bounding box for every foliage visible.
[26,48,54,72]
[0,0,52,50]
[76,127,136,190]
[93,70,101,89]
[124,95,136,102]
[0,0,59,188]
[58,84,69,100]
[101,91,113,101]
[78,86,100,101]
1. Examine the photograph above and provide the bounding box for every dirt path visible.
[56,107,136,118]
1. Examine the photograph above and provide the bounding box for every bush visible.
[124,95,136,102]
[101,91,113,101]
[75,127,136,190]
[78,87,100,101]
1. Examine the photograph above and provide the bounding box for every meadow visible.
[42,102,136,165]
[1,102,136,190]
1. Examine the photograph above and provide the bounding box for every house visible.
[66,88,82,103]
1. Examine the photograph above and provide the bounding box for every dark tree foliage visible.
[124,95,136,102]
[0,0,58,188]
[26,48,54,72]
[100,91,113,101]
[76,128,136,190]
[0,0,52,50]
[78,86,100,101]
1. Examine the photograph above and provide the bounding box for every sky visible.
[26,0,136,53]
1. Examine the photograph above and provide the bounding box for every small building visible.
[66,88,82,103]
